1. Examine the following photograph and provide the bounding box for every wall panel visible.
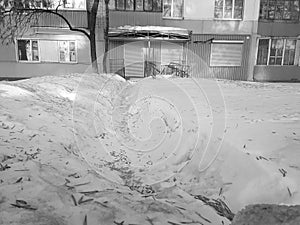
[188,34,251,80]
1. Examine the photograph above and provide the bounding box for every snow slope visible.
[0,74,299,225]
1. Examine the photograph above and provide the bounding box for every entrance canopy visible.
[108,25,191,41]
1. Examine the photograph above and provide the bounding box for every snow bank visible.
[0,74,299,225]
[0,84,33,97]
[0,74,229,225]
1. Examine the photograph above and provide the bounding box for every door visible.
[144,41,161,77]
[124,42,144,78]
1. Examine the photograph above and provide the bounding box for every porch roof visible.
[108,25,191,41]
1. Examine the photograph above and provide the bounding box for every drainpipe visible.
[246,34,258,81]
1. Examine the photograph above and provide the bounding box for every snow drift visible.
[0,73,299,225]
[0,74,228,225]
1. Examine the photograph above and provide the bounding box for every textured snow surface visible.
[0,74,299,225]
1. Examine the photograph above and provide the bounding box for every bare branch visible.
[55,0,63,13]
[1,7,91,40]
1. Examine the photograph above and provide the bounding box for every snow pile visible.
[0,74,299,224]
[0,84,33,97]
[0,74,229,225]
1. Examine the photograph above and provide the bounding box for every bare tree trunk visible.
[89,0,100,73]
[103,0,110,73]
[90,29,98,73]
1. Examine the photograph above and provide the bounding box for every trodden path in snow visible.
[0,74,299,225]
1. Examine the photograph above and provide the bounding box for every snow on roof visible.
[109,25,191,40]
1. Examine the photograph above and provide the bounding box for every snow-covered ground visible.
[0,74,299,225]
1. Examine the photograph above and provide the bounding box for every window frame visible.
[214,0,244,20]
[58,40,78,64]
[259,0,300,21]
[16,38,41,63]
[15,0,87,11]
[113,0,163,12]
[162,0,184,19]
[256,37,298,66]
[16,38,78,64]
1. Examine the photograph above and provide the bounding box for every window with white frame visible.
[17,39,77,63]
[50,0,86,10]
[259,0,299,20]
[162,0,183,18]
[9,0,86,10]
[214,0,244,19]
[256,38,297,65]
[111,0,162,11]
[210,40,243,66]
[59,41,77,63]
[17,39,40,62]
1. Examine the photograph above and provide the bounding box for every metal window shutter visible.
[210,43,243,66]
[161,42,183,65]
[124,42,144,77]
[40,40,59,62]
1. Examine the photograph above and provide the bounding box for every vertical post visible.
[103,0,110,73]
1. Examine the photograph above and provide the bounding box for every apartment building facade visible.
[106,0,300,81]
[105,0,260,80]
[255,0,300,81]
[1,0,300,81]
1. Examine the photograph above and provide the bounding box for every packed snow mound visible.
[71,75,203,186]
[0,84,34,97]
[0,74,299,225]
[0,74,229,225]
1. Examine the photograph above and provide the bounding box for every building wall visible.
[0,29,92,79]
[109,11,258,35]
[188,34,251,80]
[107,0,259,80]
[254,1,300,81]
[35,10,88,28]
[109,0,260,35]
[254,66,300,82]
[258,21,300,37]
[184,0,260,21]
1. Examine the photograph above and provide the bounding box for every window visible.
[210,41,243,66]
[256,39,269,65]
[269,39,284,65]
[284,39,297,65]
[17,39,77,63]
[27,0,86,10]
[17,39,39,62]
[59,41,77,63]
[256,38,297,65]
[113,0,162,11]
[162,0,183,18]
[259,0,299,20]
[214,0,244,19]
